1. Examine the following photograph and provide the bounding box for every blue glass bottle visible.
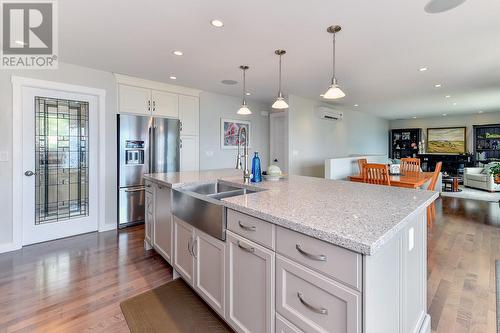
[251,152,262,183]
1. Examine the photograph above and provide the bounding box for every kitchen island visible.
[144,169,438,333]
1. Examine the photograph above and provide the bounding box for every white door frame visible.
[11,76,108,250]
[270,111,288,173]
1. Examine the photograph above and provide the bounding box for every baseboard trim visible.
[0,242,22,254]
[99,223,117,232]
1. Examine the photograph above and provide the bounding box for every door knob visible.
[24,170,35,176]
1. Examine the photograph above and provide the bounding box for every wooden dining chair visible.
[363,163,391,186]
[357,158,367,174]
[400,158,421,173]
[426,161,442,227]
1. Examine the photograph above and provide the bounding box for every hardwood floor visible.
[428,197,500,333]
[0,197,498,332]
[0,225,172,333]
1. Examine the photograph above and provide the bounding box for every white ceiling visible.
[59,0,500,119]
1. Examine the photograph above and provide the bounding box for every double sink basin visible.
[172,181,262,240]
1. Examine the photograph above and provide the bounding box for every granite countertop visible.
[145,170,438,255]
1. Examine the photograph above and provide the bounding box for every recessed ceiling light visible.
[221,79,238,85]
[412,116,417,119]
[445,95,451,98]
[419,67,428,72]
[169,76,177,80]
[453,102,457,105]
[354,104,359,107]
[245,92,251,96]
[210,19,224,28]
[319,94,324,97]
[442,113,447,116]
[172,50,183,56]
[434,84,442,88]
[478,110,484,114]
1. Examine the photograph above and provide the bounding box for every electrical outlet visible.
[205,151,214,157]
[0,151,8,162]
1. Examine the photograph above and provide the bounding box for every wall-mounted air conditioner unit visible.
[315,106,343,121]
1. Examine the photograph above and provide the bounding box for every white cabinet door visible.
[226,231,275,333]
[119,84,151,115]
[179,95,199,136]
[153,185,173,264]
[152,90,179,118]
[173,216,195,285]
[145,190,154,245]
[180,135,199,171]
[194,230,226,317]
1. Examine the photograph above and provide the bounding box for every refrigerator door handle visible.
[149,124,154,173]
[124,187,146,193]
[151,118,157,173]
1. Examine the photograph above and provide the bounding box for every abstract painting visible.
[427,127,466,154]
[221,119,251,149]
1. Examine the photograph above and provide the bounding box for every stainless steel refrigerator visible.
[117,114,180,227]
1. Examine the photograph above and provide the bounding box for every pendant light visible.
[323,25,346,99]
[272,49,289,109]
[237,65,252,115]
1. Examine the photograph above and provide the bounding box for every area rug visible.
[120,278,232,333]
[440,185,500,202]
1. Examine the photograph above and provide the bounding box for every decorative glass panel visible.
[35,97,89,225]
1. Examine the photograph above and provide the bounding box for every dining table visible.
[349,171,435,189]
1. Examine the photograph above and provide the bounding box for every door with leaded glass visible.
[22,87,98,245]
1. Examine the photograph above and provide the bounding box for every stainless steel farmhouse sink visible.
[172,182,261,240]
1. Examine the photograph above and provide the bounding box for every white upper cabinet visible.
[118,85,151,115]
[152,90,179,118]
[179,95,199,136]
[116,74,201,171]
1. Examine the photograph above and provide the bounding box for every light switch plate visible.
[0,151,8,162]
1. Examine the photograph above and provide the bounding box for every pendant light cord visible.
[332,31,336,85]
[278,54,282,96]
[242,68,246,104]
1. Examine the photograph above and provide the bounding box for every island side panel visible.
[363,207,429,333]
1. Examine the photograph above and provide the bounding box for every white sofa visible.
[464,163,500,192]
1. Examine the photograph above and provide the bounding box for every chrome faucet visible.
[236,127,251,184]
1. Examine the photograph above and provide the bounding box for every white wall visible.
[199,91,270,170]
[0,62,118,248]
[287,95,389,177]
[390,112,500,153]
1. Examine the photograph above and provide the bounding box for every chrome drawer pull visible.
[237,241,255,253]
[238,221,256,231]
[295,244,327,261]
[297,292,328,315]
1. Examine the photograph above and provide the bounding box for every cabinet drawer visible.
[276,227,361,290]
[227,209,275,250]
[276,256,361,333]
[276,313,303,333]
